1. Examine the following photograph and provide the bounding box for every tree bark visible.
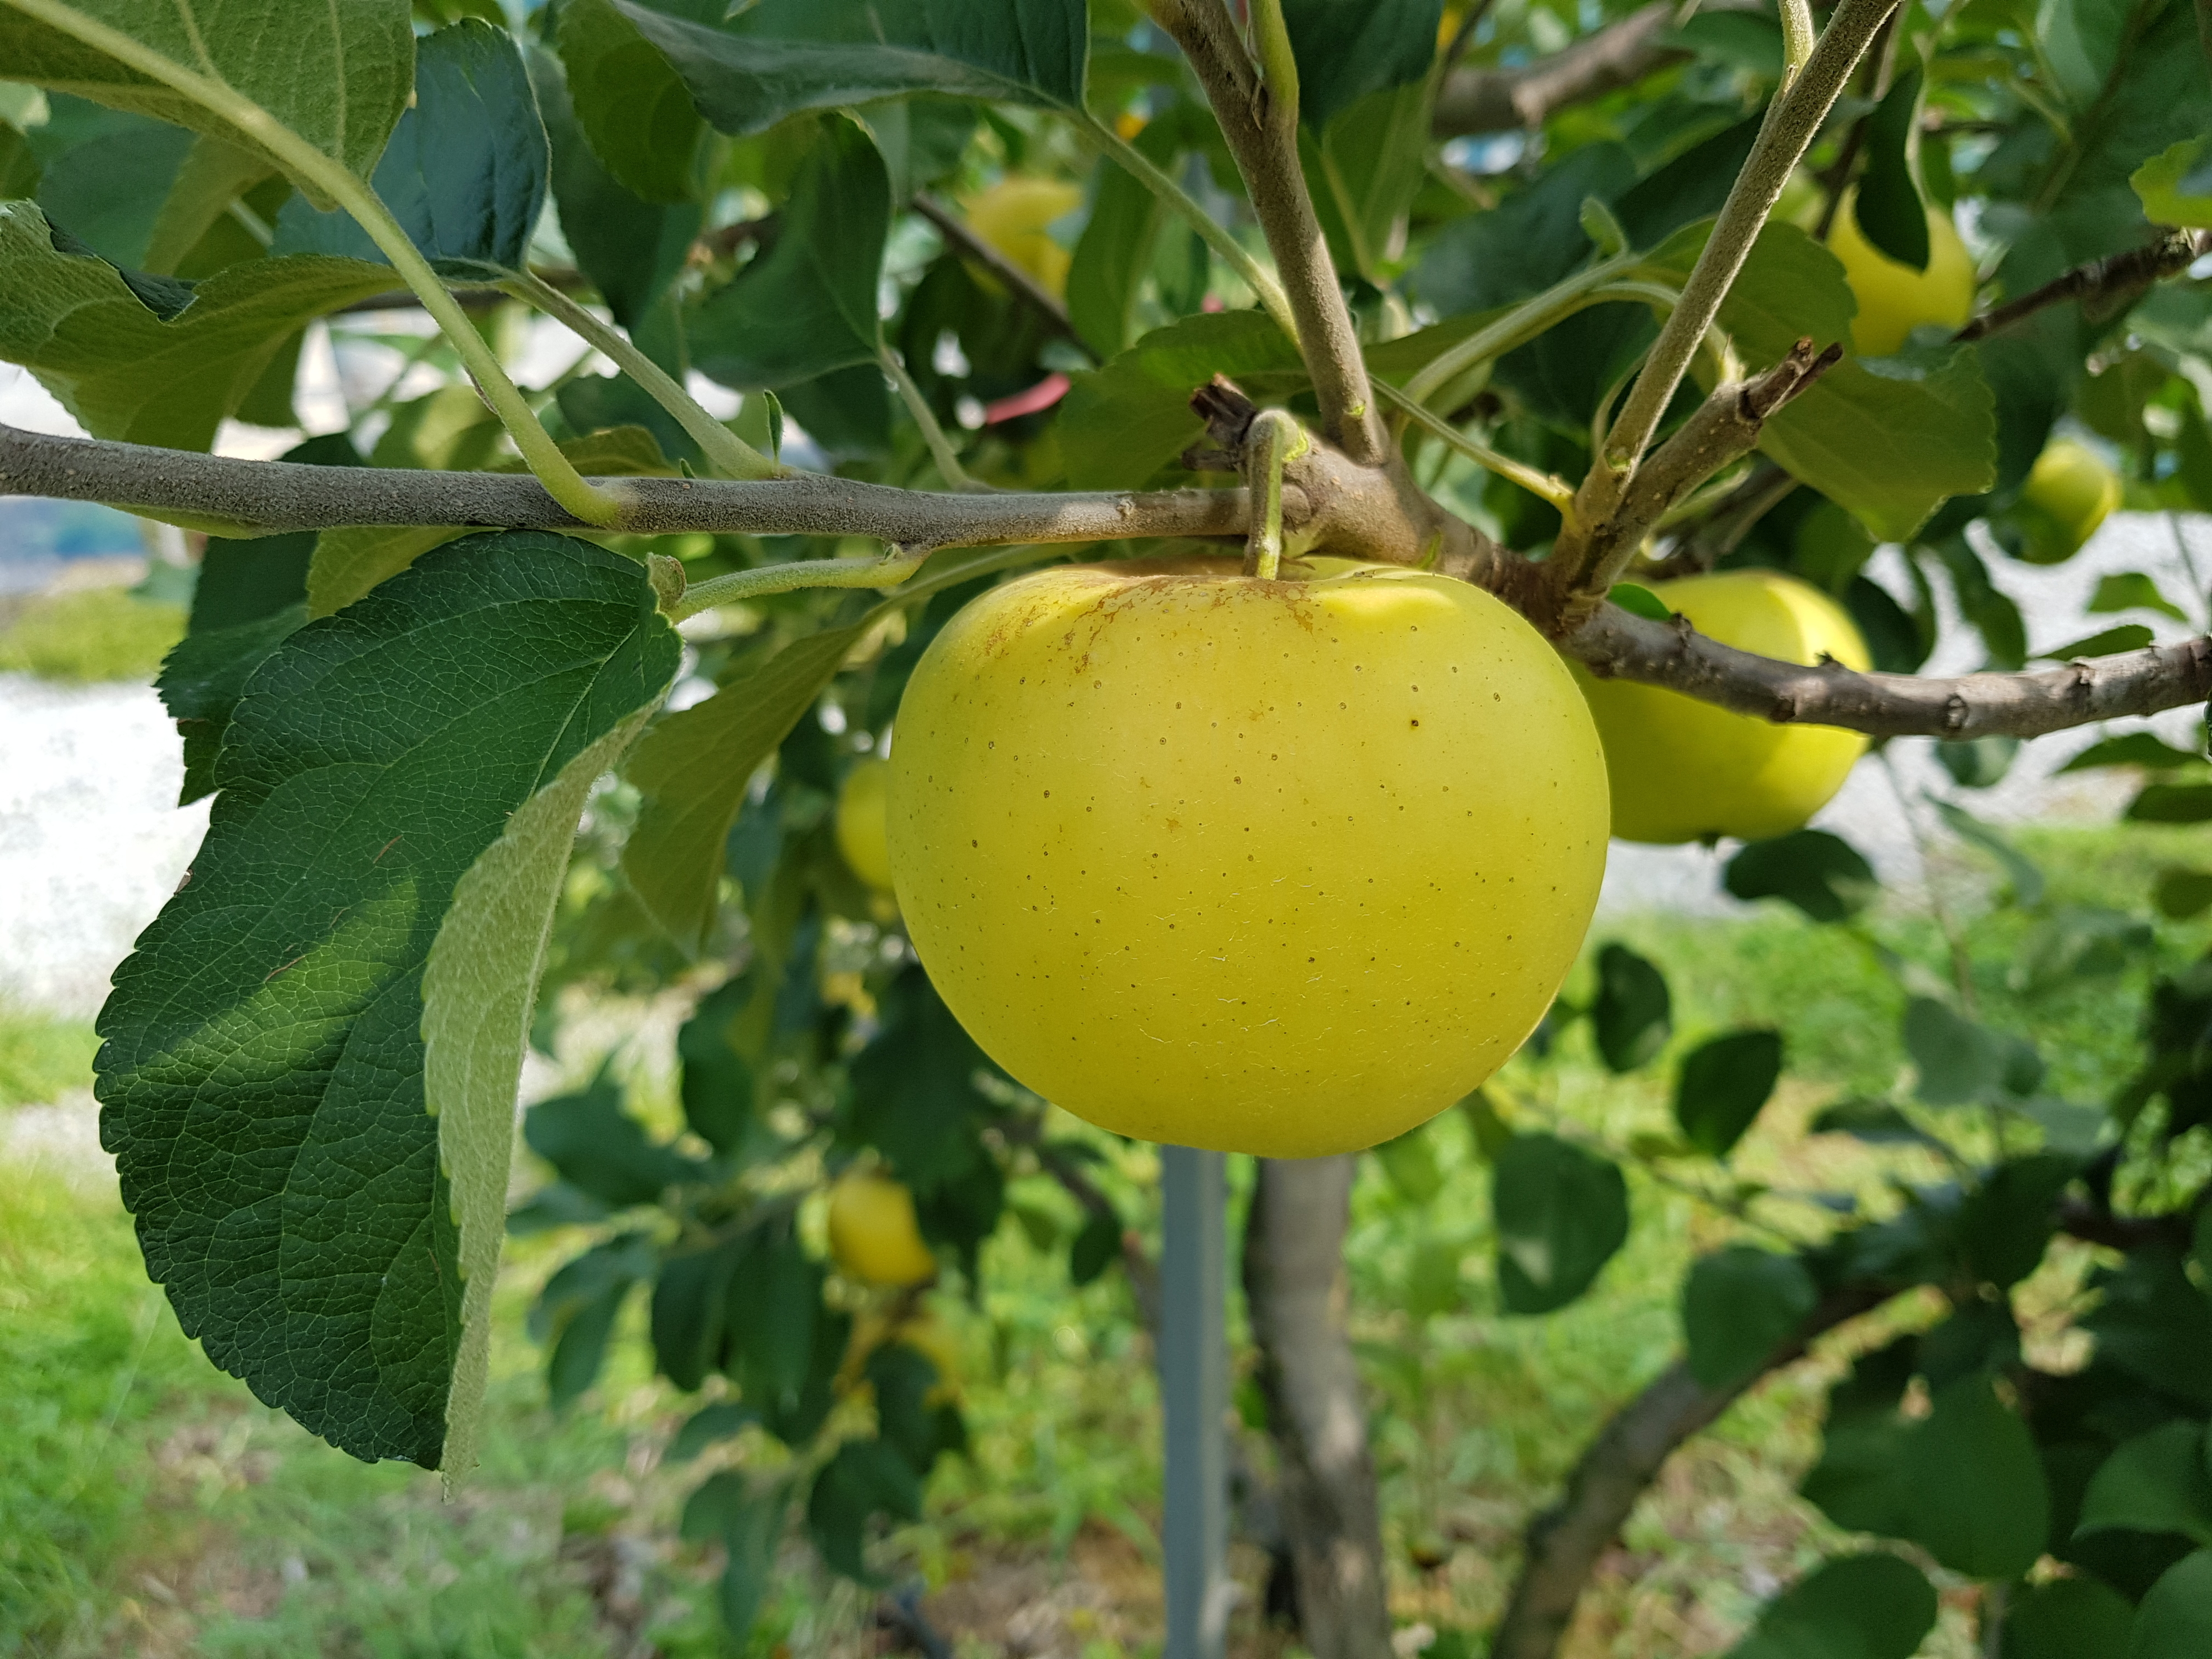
[1242,1155,1392,1658]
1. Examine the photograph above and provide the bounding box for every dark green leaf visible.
[272,22,547,278]
[680,1472,785,1640]
[524,1068,703,1206]
[1851,70,1929,272]
[556,0,705,205]
[677,975,758,1159]
[1902,997,2007,1106]
[1959,1152,2078,1289]
[847,966,1001,1194]
[1068,1207,1121,1287]
[2156,869,2212,921]
[1844,574,1930,674]
[1066,127,1171,358]
[2059,732,2206,773]
[34,109,195,269]
[2129,784,2212,824]
[2076,1421,2212,1545]
[1810,1097,1943,1147]
[1683,1246,1818,1390]
[1724,1553,1936,1659]
[1725,831,1879,924]
[688,117,887,391]
[866,1341,954,1473]
[1493,1133,1630,1315]
[2136,1551,2212,1657]
[623,622,868,950]
[1414,143,1637,316]
[2084,1250,2212,1407]
[806,1437,923,1582]
[669,1400,759,1462]
[2038,624,2157,660]
[2089,571,2190,623]
[532,45,701,333]
[1674,1029,1784,1158]
[651,1234,743,1391]
[530,1232,655,1408]
[96,533,677,1467]
[619,0,1088,137]
[2010,906,2153,998]
[1281,0,1441,131]
[1591,942,1671,1073]
[1307,79,1434,284]
[1902,1376,2052,1579]
[157,602,307,805]
[1057,310,1303,489]
[2001,1576,2133,1659]
[724,1232,822,1406]
[1800,1338,1918,1537]
[1936,735,2020,790]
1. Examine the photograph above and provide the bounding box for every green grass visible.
[4,821,2194,1657]
[0,1005,98,1105]
[0,587,185,682]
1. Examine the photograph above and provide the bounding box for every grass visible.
[0,1004,98,1105]
[2,821,2195,1657]
[0,586,185,682]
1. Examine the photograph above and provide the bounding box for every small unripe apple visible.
[887,557,1610,1158]
[2014,437,2121,564]
[1572,571,1871,844]
[959,176,1084,299]
[1827,195,1978,357]
[835,758,896,893]
[826,1170,936,1287]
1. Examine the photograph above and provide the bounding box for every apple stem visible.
[1244,410,1311,580]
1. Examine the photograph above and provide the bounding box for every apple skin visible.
[835,759,896,893]
[826,1171,936,1288]
[1573,571,1872,846]
[1827,197,1978,357]
[885,558,1610,1159]
[2015,437,2121,564]
[961,177,1083,299]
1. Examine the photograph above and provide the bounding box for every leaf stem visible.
[1400,254,1640,408]
[4,0,625,526]
[668,548,933,622]
[1242,409,1309,578]
[1376,382,1573,509]
[879,346,987,492]
[1081,113,1298,345]
[500,272,781,480]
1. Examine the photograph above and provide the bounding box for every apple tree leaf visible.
[555,0,707,205]
[1726,1554,1936,1659]
[95,532,679,1467]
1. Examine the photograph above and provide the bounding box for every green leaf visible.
[272,21,547,278]
[0,200,393,448]
[2038,623,2157,660]
[556,0,704,205]
[1281,0,1441,132]
[1683,1246,1818,1391]
[1307,79,1437,284]
[2156,869,2212,921]
[1373,1120,1446,1203]
[2089,571,2190,623]
[531,48,699,335]
[807,1437,922,1581]
[1958,1151,2078,1288]
[1608,582,1673,622]
[623,622,869,951]
[1851,69,1929,271]
[1590,941,1671,1073]
[95,531,680,1468]
[651,1233,743,1391]
[681,1472,785,1640]
[2077,1422,2212,1545]
[143,134,275,275]
[2001,1577,2133,1659]
[669,1401,759,1462]
[677,975,759,1159]
[1932,798,2044,906]
[529,1231,656,1408]
[2133,138,2212,230]
[1810,1097,1943,1147]
[2084,1250,2212,1408]
[1902,997,2007,1106]
[156,600,305,804]
[2135,1551,2212,1658]
[688,116,888,392]
[1066,128,1172,358]
[1492,1133,1630,1315]
[724,1231,824,1409]
[1674,1029,1784,1158]
[1058,310,1304,489]
[1068,1208,1120,1286]
[1725,830,1879,924]
[33,107,195,268]
[2128,784,2212,824]
[618,0,1088,137]
[2059,731,2206,773]
[1902,1376,2051,1579]
[1725,1554,1936,1659]
[847,966,1003,1202]
[1800,1338,1918,1537]
[524,1068,704,1207]
[0,0,413,206]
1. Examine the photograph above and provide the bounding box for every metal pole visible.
[1160,1145,1230,1659]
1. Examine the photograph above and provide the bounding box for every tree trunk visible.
[1241,1155,1392,1657]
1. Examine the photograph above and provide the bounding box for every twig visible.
[1434,0,1759,134]
[1640,460,1799,580]
[666,548,932,622]
[907,192,1091,354]
[1439,0,1502,71]
[880,346,985,493]
[1148,0,1387,465]
[1952,229,2211,343]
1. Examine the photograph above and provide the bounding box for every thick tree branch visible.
[908,191,1090,355]
[1434,1,1698,135]
[1491,1284,1892,1659]
[1567,602,2212,738]
[0,419,1247,547]
[1149,0,1387,466]
[1953,228,2212,343]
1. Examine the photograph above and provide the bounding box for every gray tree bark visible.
[1241,1155,1392,1658]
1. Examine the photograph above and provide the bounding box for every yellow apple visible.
[959,176,1084,299]
[1573,570,1872,845]
[826,1170,936,1287]
[1827,195,1978,356]
[834,758,896,893]
[2015,437,2121,564]
[886,557,1610,1159]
